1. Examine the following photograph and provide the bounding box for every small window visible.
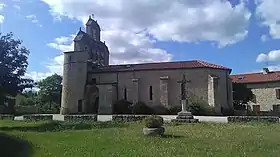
[91,78,96,84]
[78,100,83,113]
[124,88,127,100]
[149,86,153,100]
[69,56,72,62]
[276,89,280,99]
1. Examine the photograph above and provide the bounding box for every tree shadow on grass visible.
[0,121,129,132]
[0,133,34,157]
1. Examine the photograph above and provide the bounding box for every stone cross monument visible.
[177,74,192,116]
[171,74,198,123]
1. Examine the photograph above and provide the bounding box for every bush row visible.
[0,115,15,120]
[112,115,148,122]
[112,99,219,116]
[228,116,279,123]
[64,115,97,122]
[113,99,182,115]
[23,115,53,121]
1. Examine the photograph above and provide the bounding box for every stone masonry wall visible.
[91,68,232,113]
[247,82,280,111]
[61,51,88,114]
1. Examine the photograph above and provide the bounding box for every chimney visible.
[262,67,269,74]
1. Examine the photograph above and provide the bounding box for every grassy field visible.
[1,120,280,157]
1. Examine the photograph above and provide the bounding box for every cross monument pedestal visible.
[171,100,198,123]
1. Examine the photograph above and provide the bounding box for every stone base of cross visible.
[177,99,193,117]
[170,99,198,123]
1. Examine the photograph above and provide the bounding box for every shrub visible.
[228,116,279,123]
[133,101,154,114]
[221,107,234,116]
[167,106,181,115]
[143,115,164,128]
[112,99,133,114]
[23,115,53,121]
[112,115,148,122]
[0,115,14,120]
[187,102,208,115]
[64,115,97,122]
[188,102,216,116]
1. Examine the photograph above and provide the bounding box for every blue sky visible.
[1,0,280,81]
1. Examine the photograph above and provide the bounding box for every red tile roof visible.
[93,60,231,73]
[230,71,280,83]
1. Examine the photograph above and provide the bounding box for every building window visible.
[124,88,127,100]
[78,100,83,113]
[276,89,280,99]
[91,78,96,84]
[149,86,153,100]
[69,56,72,62]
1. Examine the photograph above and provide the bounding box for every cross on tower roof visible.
[88,14,94,20]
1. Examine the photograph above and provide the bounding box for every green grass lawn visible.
[1,120,280,157]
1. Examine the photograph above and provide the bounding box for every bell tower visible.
[86,14,101,41]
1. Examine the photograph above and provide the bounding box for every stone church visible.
[60,15,234,115]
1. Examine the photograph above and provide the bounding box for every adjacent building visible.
[231,68,280,111]
[60,15,234,115]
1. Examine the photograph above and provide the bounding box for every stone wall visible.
[247,82,280,111]
[61,51,89,114]
[91,68,232,114]
[97,84,117,114]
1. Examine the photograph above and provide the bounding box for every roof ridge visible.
[109,60,196,66]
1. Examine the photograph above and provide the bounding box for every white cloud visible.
[102,29,172,64]
[47,29,172,65]
[26,14,42,27]
[0,3,6,10]
[32,0,253,81]
[26,14,38,23]
[256,50,280,62]
[0,3,6,24]
[266,65,280,71]
[13,5,21,10]
[260,34,269,42]
[25,72,53,82]
[47,35,74,52]
[0,15,4,24]
[41,0,251,47]
[256,0,280,39]
[26,55,64,82]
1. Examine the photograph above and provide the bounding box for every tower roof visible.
[86,15,100,30]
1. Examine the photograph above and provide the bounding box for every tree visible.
[232,83,254,110]
[0,33,33,107]
[37,74,62,108]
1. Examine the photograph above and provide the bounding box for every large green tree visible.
[37,74,62,106]
[0,33,33,107]
[232,82,254,110]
